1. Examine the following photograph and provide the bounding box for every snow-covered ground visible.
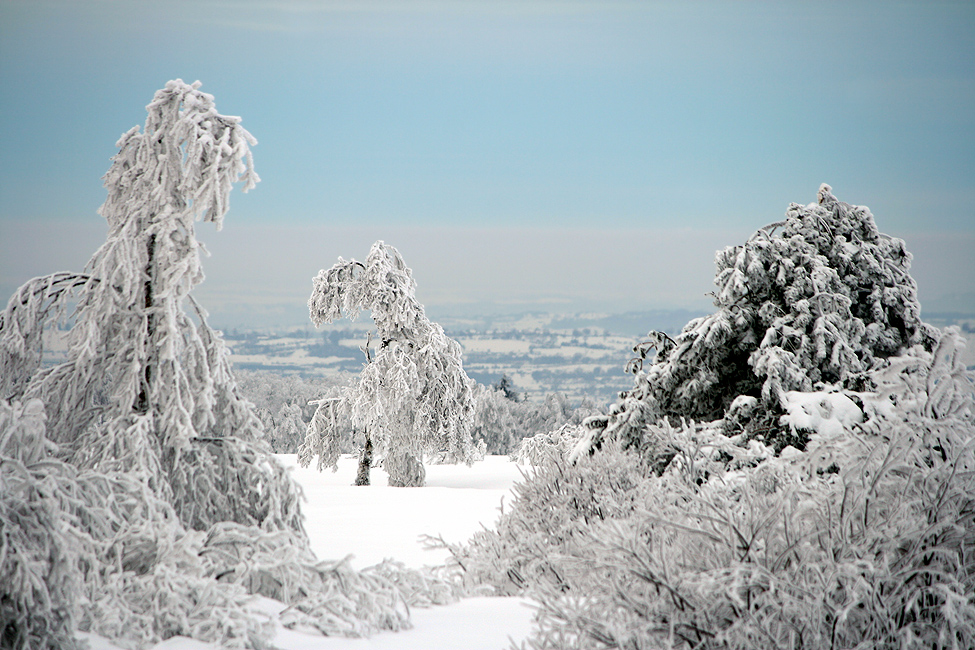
[280,454,525,570]
[80,456,535,650]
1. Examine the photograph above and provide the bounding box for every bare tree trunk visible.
[355,429,372,486]
[135,233,156,415]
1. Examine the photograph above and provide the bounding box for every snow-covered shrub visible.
[470,384,523,455]
[235,369,352,453]
[456,327,975,649]
[0,399,84,650]
[583,185,939,457]
[526,343,974,649]
[301,241,478,486]
[473,382,602,456]
[271,401,308,452]
[513,423,585,467]
[441,437,653,597]
[0,398,273,649]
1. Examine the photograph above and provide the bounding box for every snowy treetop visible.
[581,185,941,457]
[100,78,259,233]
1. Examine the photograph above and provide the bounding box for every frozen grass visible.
[77,456,535,650]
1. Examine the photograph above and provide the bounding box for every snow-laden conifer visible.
[579,185,940,457]
[0,81,451,647]
[300,241,477,486]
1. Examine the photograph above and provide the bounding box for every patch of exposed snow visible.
[278,454,522,569]
[781,390,863,437]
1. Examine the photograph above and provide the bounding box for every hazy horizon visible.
[3,217,972,332]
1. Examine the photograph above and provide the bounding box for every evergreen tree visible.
[494,374,522,402]
[300,241,477,486]
[579,185,940,457]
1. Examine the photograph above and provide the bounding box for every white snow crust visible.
[781,389,864,437]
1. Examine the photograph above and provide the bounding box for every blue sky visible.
[1,1,973,325]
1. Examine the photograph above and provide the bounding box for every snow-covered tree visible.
[472,387,602,457]
[471,384,522,455]
[494,374,522,402]
[234,369,352,453]
[0,78,301,532]
[579,184,940,457]
[0,81,444,647]
[300,241,477,486]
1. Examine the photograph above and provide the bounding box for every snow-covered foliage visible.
[300,241,477,487]
[514,423,589,467]
[449,326,975,648]
[472,382,601,456]
[0,81,453,648]
[0,395,273,649]
[581,185,940,457]
[235,369,351,453]
[0,399,84,650]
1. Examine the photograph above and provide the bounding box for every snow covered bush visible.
[0,399,84,650]
[236,369,351,453]
[512,423,586,467]
[300,241,478,487]
[439,437,653,597]
[471,382,523,455]
[581,185,940,457]
[0,81,451,648]
[517,328,974,650]
[0,397,272,649]
[472,381,601,456]
[451,327,974,649]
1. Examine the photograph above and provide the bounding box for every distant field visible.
[221,311,704,404]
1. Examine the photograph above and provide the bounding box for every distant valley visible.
[222,310,708,405]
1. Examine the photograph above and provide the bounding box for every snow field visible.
[278,454,525,569]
